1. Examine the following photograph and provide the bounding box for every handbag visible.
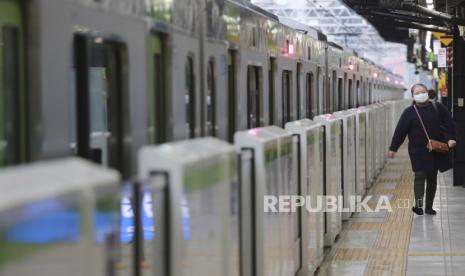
[413,104,449,153]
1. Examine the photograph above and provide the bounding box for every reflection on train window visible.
[185,55,196,138]
[71,35,130,177]
[269,58,276,125]
[348,79,353,108]
[282,70,292,127]
[247,66,262,128]
[306,72,314,119]
[1,26,21,166]
[206,58,216,136]
[227,50,236,142]
[337,78,343,111]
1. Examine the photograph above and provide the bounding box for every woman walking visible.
[388,83,456,215]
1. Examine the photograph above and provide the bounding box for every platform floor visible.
[317,146,465,276]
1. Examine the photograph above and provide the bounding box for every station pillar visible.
[452,25,465,187]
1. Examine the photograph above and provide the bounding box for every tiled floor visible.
[406,170,465,276]
[317,148,465,275]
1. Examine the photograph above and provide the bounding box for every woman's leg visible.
[414,172,427,208]
[425,170,438,212]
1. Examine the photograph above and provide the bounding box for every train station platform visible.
[317,146,465,276]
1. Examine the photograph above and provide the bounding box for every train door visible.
[282,70,292,127]
[296,63,302,119]
[317,67,324,115]
[305,72,314,119]
[227,50,237,142]
[348,78,353,108]
[337,77,343,111]
[71,34,131,178]
[247,66,262,128]
[356,79,361,107]
[269,57,276,125]
[0,0,26,167]
[206,57,217,136]
[186,55,196,138]
[148,33,167,144]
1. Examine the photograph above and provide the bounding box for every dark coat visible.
[389,102,456,173]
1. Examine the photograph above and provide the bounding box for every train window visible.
[185,55,196,138]
[331,72,338,112]
[269,58,276,125]
[149,33,167,144]
[369,83,373,104]
[317,68,324,115]
[227,50,237,142]
[206,58,216,136]
[247,66,262,128]
[356,80,361,107]
[307,46,311,60]
[337,78,343,111]
[348,79,353,108]
[326,75,332,114]
[282,70,292,127]
[305,73,313,119]
[1,26,22,166]
[71,34,130,177]
[296,63,302,119]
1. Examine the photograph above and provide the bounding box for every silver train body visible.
[10,0,403,173]
[0,0,407,275]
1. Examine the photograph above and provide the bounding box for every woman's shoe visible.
[412,206,424,215]
[425,208,437,215]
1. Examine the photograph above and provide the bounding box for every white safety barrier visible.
[138,138,238,276]
[285,119,325,275]
[313,114,342,246]
[334,110,357,220]
[0,158,121,276]
[235,126,298,276]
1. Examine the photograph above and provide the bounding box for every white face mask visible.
[413,92,429,103]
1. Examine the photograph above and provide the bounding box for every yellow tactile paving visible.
[332,146,414,276]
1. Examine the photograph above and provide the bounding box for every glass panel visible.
[296,64,301,119]
[247,66,262,128]
[337,78,343,111]
[269,58,275,125]
[282,70,292,127]
[206,59,216,136]
[185,56,195,138]
[348,79,353,108]
[1,26,20,166]
[227,51,236,142]
[306,73,314,119]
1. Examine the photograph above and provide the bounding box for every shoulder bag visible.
[413,104,449,153]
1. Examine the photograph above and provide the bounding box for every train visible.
[0,0,408,275]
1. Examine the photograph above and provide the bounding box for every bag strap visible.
[413,105,431,141]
